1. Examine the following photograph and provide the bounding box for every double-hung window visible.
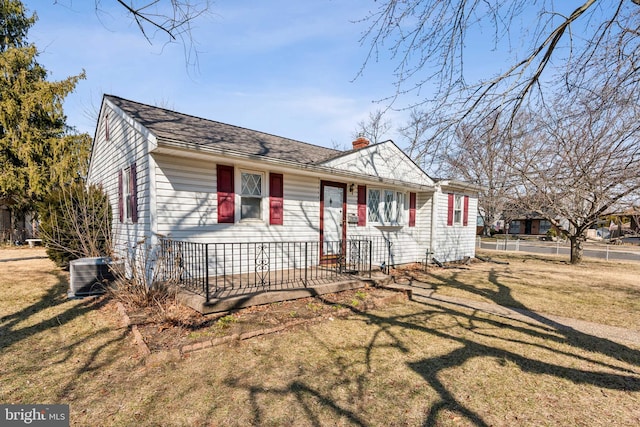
[454,195,463,225]
[122,167,132,220]
[240,171,263,220]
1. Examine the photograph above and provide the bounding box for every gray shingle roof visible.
[105,95,341,164]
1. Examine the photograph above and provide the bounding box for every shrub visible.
[38,181,111,269]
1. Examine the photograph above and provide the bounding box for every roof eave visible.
[154,138,436,192]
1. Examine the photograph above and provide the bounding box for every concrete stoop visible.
[176,276,388,314]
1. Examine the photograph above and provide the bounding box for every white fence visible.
[476,237,640,263]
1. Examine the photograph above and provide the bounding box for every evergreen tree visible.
[0,0,89,216]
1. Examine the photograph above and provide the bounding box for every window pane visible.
[396,192,405,223]
[241,197,261,219]
[384,190,394,222]
[368,189,380,222]
[241,173,262,196]
[540,220,551,234]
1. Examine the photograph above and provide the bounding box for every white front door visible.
[323,184,344,255]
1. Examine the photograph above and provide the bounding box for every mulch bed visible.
[113,284,408,354]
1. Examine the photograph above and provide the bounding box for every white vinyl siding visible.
[320,141,435,187]
[153,153,321,243]
[349,190,433,267]
[86,100,153,256]
[433,190,477,262]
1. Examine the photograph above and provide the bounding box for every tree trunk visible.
[570,235,584,264]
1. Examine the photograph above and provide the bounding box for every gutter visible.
[436,179,486,193]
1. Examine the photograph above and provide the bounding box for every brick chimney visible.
[352,135,370,150]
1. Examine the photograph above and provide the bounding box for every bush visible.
[38,181,111,269]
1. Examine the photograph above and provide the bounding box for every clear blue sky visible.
[27,0,412,149]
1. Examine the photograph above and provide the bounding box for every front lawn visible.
[1,247,639,426]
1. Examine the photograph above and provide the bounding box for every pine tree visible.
[0,0,89,217]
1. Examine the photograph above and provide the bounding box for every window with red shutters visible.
[269,173,283,225]
[357,185,367,226]
[217,164,235,223]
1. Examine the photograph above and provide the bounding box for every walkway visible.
[385,281,640,347]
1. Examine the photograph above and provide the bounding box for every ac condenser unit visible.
[69,257,118,297]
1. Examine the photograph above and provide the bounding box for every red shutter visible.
[463,195,469,226]
[447,193,454,226]
[130,163,138,223]
[269,173,283,225]
[217,165,235,223]
[118,169,123,222]
[409,192,416,227]
[357,185,367,226]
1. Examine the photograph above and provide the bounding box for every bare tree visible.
[399,108,452,177]
[358,1,640,140]
[353,109,392,144]
[446,114,518,236]
[68,1,212,67]
[512,86,640,264]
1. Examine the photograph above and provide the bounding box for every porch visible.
[158,238,392,313]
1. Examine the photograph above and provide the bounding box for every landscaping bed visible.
[117,285,407,353]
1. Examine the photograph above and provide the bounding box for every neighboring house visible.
[508,216,554,236]
[0,198,37,244]
[87,95,481,286]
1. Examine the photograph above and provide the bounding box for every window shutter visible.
[130,163,138,223]
[447,193,454,226]
[463,195,469,226]
[357,185,367,226]
[409,192,416,227]
[118,169,123,223]
[269,173,283,225]
[217,164,235,223]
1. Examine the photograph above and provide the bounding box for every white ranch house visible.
[87,95,481,307]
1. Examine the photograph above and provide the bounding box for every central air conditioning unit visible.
[69,257,120,297]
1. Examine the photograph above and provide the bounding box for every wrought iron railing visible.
[159,238,390,303]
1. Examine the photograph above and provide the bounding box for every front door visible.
[320,181,346,257]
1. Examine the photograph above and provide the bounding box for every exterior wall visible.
[153,152,434,268]
[321,142,434,187]
[432,190,478,263]
[87,102,476,269]
[347,190,433,267]
[87,101,153,257]
[153,153,322,243]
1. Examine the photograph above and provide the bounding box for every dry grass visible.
[395,250,640,328]
[1,247,640,426]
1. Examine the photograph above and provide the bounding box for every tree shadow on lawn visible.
[0,270,109,352]
[217,273,640,427]
[392,267,640,426]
